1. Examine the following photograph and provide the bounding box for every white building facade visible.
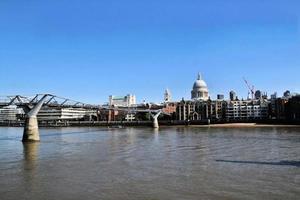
[37,107,96,121]
[0,105,24,121]
[109,94,136,107]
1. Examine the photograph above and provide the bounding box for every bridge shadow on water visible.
[216,159,300,167]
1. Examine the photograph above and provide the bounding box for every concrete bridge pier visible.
[22,95,48,142]
[151,111,162,129]
[22,116,40,142]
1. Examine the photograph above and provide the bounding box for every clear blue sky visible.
[0,0,299,104]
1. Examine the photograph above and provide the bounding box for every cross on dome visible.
[197,72,202,80]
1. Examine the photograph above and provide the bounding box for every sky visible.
[0,0,299,104]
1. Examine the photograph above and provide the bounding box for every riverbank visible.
[1,120,300,128]
[188,123,300,128]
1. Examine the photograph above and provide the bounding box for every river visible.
[0,126,299,200]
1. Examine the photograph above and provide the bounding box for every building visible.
[283,90,291,98]
[37,107,96,121]
[255,90,262,99]
[271,98,288,120]
[270,92,277,100]
[98,108,128,122]
[176,99,226,121]
[0,105,24,121]
[285,95,300,121]
[109,94,136,107]
[217,94,224,100]
[191,73,209,101]
[162,102,177,115]
[164,88,172,103]
[268,93,300,122]
[177,99,269,122]
[229,91,237,101]
[226,99,269,121]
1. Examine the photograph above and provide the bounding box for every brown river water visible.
[0,126,299,200]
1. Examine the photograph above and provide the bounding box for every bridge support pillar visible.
[22,116,40,142]
[151,111,162,129]
[153,117,159,128]
[22,95,48,143]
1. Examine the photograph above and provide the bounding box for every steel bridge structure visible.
[0,94,165,142]
[0,94,99,110]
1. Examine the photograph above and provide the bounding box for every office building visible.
[37,107,96,121]
[229,91,237,101]
[0,105,24,121]
[226,99,269,120]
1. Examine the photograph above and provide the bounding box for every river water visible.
[0,126,299,200]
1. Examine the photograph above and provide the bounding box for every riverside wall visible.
[1,119,300,127]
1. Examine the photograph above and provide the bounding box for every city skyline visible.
[1,2,300,200]
[0,0,299,104]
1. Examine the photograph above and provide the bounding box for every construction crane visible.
[243,77,255,100]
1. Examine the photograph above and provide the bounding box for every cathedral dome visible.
[193,79,207,89]
[191,73,209,100]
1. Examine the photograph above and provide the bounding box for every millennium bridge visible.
[0,94,164,142]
